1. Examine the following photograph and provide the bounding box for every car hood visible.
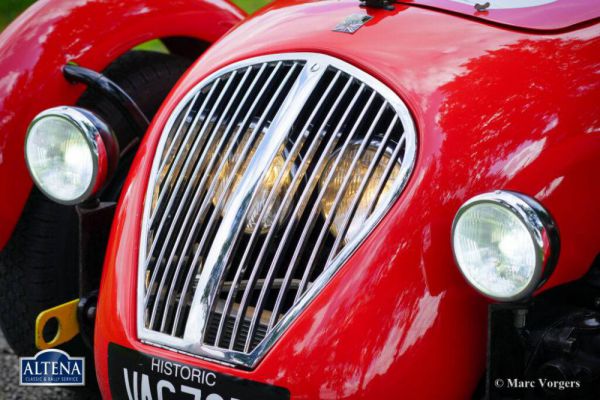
[400,0,599,31]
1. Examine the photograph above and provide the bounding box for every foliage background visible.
[0,0,269,32]
[0,0,33,30]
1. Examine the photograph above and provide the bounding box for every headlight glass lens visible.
[320,142,401,244]
[452,202,538,299]
[25,116,95,203]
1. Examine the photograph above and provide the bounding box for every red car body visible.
[0,0,245,250]
[89,0,600,398]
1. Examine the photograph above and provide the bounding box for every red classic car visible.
[0,0,599,398]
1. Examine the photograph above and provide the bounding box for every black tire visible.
[0,51,191,359]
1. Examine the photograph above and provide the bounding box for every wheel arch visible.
[0,0,245,249]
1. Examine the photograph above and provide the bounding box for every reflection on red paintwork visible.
[438,37,600,190]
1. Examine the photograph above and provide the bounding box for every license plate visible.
[108,344,290,400]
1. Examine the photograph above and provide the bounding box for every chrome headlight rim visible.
[451,190,560,302]
[24,106,118,206]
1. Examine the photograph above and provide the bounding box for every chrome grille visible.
[138,53,417,368]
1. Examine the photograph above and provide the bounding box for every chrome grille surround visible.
[138,53,417,368]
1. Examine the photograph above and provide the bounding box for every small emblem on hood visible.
[333,14,373,34]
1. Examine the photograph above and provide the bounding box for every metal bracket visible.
[76,201,116,348]
[360,0,394,11]
[33,202,116,350]
[35,299,80,350]
[77,201,117,296]
[63,64,150,136]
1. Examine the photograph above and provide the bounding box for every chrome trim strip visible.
[266,76,359,330]
[183,61,321,343]
[148,84,218,227]
[148,73,239,329]
[138,53,418,368]
[169,65,269,334]
[271,82,367,311]
[326,114,400,263]
[155,92,200,187]
[224,72,348,344]
[158,68,252,332]
[293,91,379,301]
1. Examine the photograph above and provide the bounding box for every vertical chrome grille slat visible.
[236,79,366,347]
[284,89,377,305]
[154,92,201,196]
[169,62,278,334]
[294,100,387,301]
[179,61,286,290]
[167,65,271,335]
[148,82,218,227]
[364,132,407,219]
[194,62,303,342]
[173,60,300,339]
[214,70,345,347]
[327,115,402,261]
[145,79,220,275]
[142,80,222,319]
[265,79,366,330]
[138,54,417,368]
[158,67,254,333]
[183,61,320,343]
[157,92,200,177]
[227,74,357,348]
[147,72,240,329]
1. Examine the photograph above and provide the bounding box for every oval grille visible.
[138,53,417,367]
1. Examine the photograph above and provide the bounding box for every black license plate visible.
[108,344,290,400]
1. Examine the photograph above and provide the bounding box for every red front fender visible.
[0,0,246,249]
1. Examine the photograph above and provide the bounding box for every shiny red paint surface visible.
[403,0,600,32]
[96,1,600,398]
[0,0,245,249]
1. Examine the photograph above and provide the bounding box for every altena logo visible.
[20,349,85,386]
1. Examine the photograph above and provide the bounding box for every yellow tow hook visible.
[35,299,81,350]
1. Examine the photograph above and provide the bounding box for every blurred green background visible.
[0,0,270,33]
[0,0,31,29]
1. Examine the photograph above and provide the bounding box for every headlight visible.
[319,141,401,243]
[210,125,293,234]
[25,106,118,205]
[451,191,559,301]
